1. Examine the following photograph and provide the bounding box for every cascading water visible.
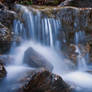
[10,4,70,73]
[74,31,88,71]
[1,4,92,92]
[13,5,61,48]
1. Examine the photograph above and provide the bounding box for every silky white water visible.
[2,4,92,92]
[74,31,88,71]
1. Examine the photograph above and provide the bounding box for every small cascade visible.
[13,5,61,49]
[74,31,88,71]
[74,31,85,45]
[75,46,88,71]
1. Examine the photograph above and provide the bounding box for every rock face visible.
[0,8,15,28]
[0,23,11,54]
[23,47,53,72]
[54,7,92,63]
[16,0,62,5]
[59,0,92,8]
[0,63,7,80]
[0,3,16,54]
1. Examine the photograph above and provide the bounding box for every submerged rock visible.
[23,47,53,72]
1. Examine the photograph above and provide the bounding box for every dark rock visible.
[0,8,16,54]
[23,69,70,92]
[59,0,92,8]
[0,9,15,28]
[23,47,53,72]
[16,0,62,5]
[0,63,7,80]
[9,68,70,92]
[0,23,11,54]
[1,68,70,92]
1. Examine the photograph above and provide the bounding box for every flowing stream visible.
[1,4,92,92]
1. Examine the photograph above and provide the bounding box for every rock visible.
[43,0,61,5]
[8,68,70,92]
[0,63,7,80]
[23,69,70,92]
[0,8,16,54]
[23,47,53,72]
[0,23,11,54]
[16,0,62,5]
[0,9,15,28]
[59,0,92,8]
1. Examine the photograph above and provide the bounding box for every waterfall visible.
[8,4,71,74]
[13,5,61,49]
[3,4,92,92]
[74,31,88,71]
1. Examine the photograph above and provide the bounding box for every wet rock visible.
[62,44,78,64]
[54,7,92,45]
[23,69,70,92]
[16,0,62,5]
[23,47,53,72]
[59,0,92,8]
[0,68,70,92]
[0,23,12,54]
[0,8,16,54]
[9,68,70,92]
[0,63,7,80]
[0,9,16,28]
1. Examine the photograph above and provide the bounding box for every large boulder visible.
[23,69,70,92]
[0,63,7,80]
[7,68,70,92]
[23,47,53,72]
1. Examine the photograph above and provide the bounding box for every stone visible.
[8,68,70,92]
[23,47,53,72]
[59,0,92,8]
[0,8,16,54]
[0,9,15,28]
[0,23,11,54]
[23,69,70,92]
